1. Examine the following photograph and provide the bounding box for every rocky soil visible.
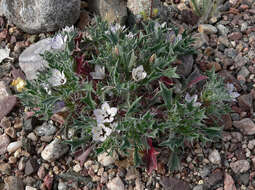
[0,0,255,190]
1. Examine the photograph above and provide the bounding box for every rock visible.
[224,48,237,59]
[19,38,52,80]
[41,138,69,161]
[27,132,38,142]
[160,176,191,190]
[0,81,11,100]
[58,181,67,190]
[224,173,236,190]
[4,176,24,190]
[37,165,46,179]
[231,132,243,143]
[193,185,204,190]
[222,114,232,130]
[25,186,37,190]
[1,0,80,34]
[7,141,22,153]
[207,169,223,187]
[238,93,253,112]
[97,151,118,166]
[77,10,90,30]
[88,0,127,24]
[18,157,26,171]
[127,0,161,20]
[241,22,248,32]
[209,149,221,165]
[0,134,10,155]
[248,139,255,150]
[176,55,194,77]
[216,24,229,36]
[0,163,11,175]
[238,66,250,79]
[34,122,57,136]
[107,176,125,190]
[239,173,249,185]
[230,160,250,174]
[198,24,218,34]
[25,158,39,176]
[218,70,241,91]
[73,164,82,173]
[199,167,210,178]
[5,127,16,138]
[233,118,255,135]
[0,96,17,121]
[228,32,242,41]
[0,117,11,128]
[192,32,209,49]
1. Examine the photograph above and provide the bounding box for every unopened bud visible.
[114,46,119,56]
[149,54,156,63]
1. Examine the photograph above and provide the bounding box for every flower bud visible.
[149,54,156,63]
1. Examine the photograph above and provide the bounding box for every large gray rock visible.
[1,0,80,34]
[88,0,127,24]
[19,38,52,80]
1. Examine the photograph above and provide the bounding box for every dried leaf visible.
[188,75,208,88]
[75,144,95,167]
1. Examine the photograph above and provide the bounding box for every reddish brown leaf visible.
[160,76,174,87]
[143,138,160,175]
[75,55,91,76]
[75,144,95,167]
[188,75,208,88]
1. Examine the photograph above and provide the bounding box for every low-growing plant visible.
[189,0,224,23]
[17,18,234,172]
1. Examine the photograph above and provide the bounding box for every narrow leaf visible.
[159,82,173,108]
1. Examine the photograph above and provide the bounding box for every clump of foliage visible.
[189,0,224,23]
[18,18,234,172]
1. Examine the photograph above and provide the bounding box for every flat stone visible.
[176,55,194,77]
[239,173,249,185]
[25,158,39,176]
[7,141,22,153]
[1,0,80,34]
[230,160,250,174]
[4,176,24,190]
[19,38,52,80]
[160,176,191,190]
[88,0,127,24]
[107,176,125,190]
[0,134,10,155]
[224,173,236,190]
[0,96,17,121]
[41,138,69,161]
[198,24,218,34]
[216,24,229,36]
[233,118,255,135]
[209,149,221,165]
[237,93,253,112]
[34,122,56,136]
[207,169,223,187]
[228,32,242,41]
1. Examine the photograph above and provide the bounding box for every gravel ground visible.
[0,0,255,190]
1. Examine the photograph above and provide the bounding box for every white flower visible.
[62,25,74,33]
[132,65,147,82]
[51,34,67,50]
[41,83,52,95]
[94,102,117,123]
[90,65,105,80]
[92,123,113,142]
[226,83,240,101]
[126,32,135,39]
[105,24,126,34]
[48,69,67,87]
[185,93,201,107]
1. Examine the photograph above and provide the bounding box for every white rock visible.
[7,141,22,153]
[208,149,221,165]
[19,38,52,80]
[198,24,218,34]
[230,160,250,174]
[248,139,255,150]
[107,176,124,190]
[26,186,37,190]
[73,164,82,173]
[97,151,118,166]
[41,138,69,161]
[58,181,67,190]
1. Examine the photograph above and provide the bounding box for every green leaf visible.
[128,50,137,70]
[168,151,181,171]
[126,96,142,116]
[134,145,142,166]
[159,82,173,108]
